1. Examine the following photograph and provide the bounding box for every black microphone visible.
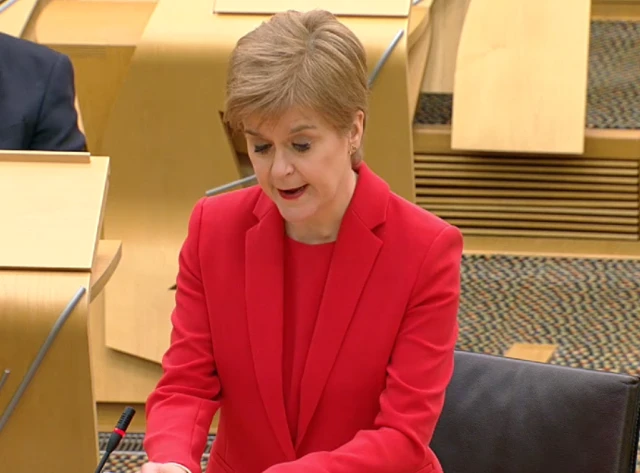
[95,406,136,473]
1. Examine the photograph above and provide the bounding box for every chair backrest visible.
[431,351,640,473]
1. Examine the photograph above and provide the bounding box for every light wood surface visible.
[29,0,153,46]
[90,291,164,403]
[0,0,41,37]
[98,0,249,364]
[212,0,411,16]
[30,0,151,47]
[50,0,422,366]
[414,125,640,160]
[592,0,640,19]
[28,1,156,154]
[90,240,122,302]
[420,0,632,94]
[0,153,109,270]
[408,1,432,50]
[414,153,639,240]
[0,272,98,472]
[88,241,160,404]
[451,0,591,154]
[408,1,434,120]
[421,0,471,93]
[504,343,558,363]
[0,149,118,471]
[0,149,89,163]
[413,126,640,241]
[20,0,433,397]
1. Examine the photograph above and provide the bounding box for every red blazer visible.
[144,163,463,473]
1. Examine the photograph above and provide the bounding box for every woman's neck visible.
[286,169,358,245]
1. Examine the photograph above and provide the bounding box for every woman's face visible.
[244,107,364,233]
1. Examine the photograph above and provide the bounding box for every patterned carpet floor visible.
[415,21,640,129]
[101,253,640,472]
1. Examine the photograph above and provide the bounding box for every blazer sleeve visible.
[144,198,221,473]
[30,53,87,152]
[265,225,463,473]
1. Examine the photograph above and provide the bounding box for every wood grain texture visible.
[451,0,591,154]
[420,0,625,94]
[504,343,557,363]
[90,291,164,403]
[0,0,41,37]
[90,240,122,302]
[0,150,90,163]
[0,272,98,473]
[87,0,420,365]
[0,155,109,270]
[30,1,156,154]
[592,0,640,19]
[213,0,411,17]
[413,139,639,241]
[421,0,471,93]
[408,2,434,119]
[27,0,431,380]
[414,125,640,160]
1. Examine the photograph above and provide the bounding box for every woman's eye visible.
[253,144,271,154]
[293,143,310,153]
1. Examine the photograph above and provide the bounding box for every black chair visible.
[431,351,640,473]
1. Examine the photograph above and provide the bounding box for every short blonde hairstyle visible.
[224,9,369,165]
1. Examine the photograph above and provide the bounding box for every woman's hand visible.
[140,462,188,473]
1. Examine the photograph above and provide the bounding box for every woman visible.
[141,9,463,473]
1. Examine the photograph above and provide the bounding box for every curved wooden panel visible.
[90,291,163,403]
[0,0,40,37]
[98,0,418,364]
[213,0,411,17]
[408,1,434,119]
[100,0,246,363]
[31,1,157,154]
[421,0,471,93]
[90,240,122,302]
[0,272,98,473]
[451,0,591,154]
[351,18,415,201]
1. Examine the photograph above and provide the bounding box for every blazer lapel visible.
[245,194,295,460]
[296,164,387,447]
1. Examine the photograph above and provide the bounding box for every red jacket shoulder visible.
[196,185,262,228]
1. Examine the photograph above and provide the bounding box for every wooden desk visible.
[90,239,122,302]
[20,0,436,405]
[0,153,116,473]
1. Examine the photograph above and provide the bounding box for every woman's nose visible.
[271,149,293,177]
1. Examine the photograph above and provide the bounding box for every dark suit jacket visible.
[0,33,86,151]
[144,162,463,473]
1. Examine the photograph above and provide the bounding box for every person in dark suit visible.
[141,10,463,473]
[0,32,86,151]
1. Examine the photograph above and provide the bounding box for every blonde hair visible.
[224,9,369,165]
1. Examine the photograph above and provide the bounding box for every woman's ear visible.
[350,110,365,148]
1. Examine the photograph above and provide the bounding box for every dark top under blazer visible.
[0,32,86,151]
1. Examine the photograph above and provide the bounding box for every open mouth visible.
[278,185,308,200]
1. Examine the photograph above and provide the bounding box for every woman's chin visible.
[276,204,316,225]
